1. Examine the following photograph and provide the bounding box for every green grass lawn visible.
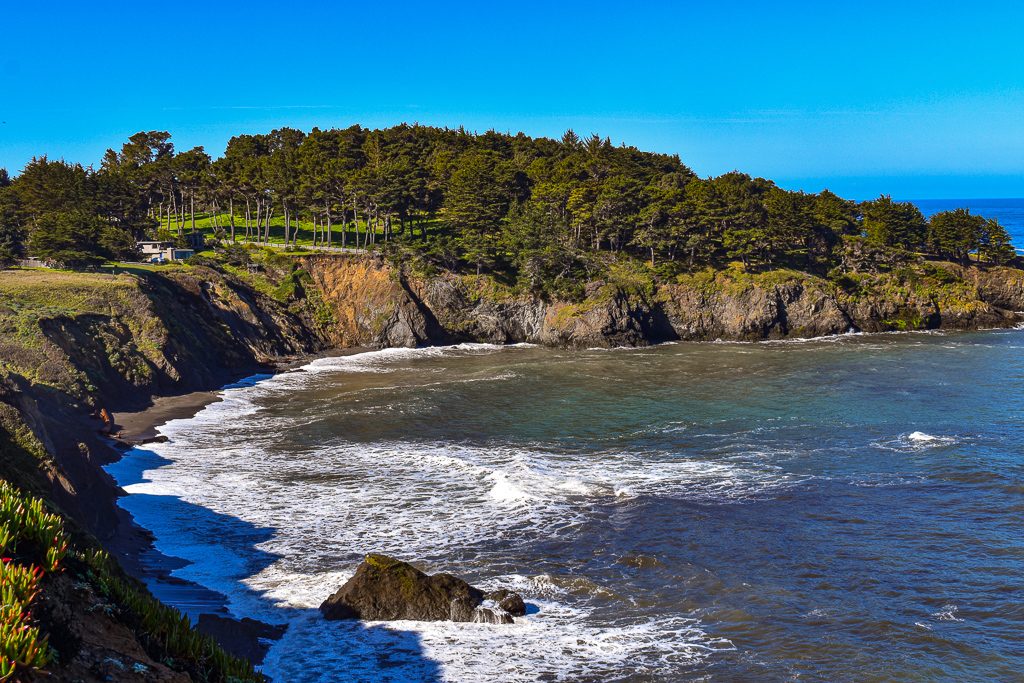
[159,212,445,248]
[103,262,185,274]
[0,269,141,311]
[0,269,153,386]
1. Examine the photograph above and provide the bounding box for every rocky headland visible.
[1,251,1023,680]
[303,254,1024,348]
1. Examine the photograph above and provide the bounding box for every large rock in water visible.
[319,554,525,624]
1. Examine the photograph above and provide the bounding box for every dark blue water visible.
[109,332,1024,681]
[911,198,1024,252]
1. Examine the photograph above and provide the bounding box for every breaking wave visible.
[105,332,1024,681]
[110,344,759,681]
[873,431,962,452]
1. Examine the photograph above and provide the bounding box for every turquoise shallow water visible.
[109,330,1024,681]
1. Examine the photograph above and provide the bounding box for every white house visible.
[137,241,195,263]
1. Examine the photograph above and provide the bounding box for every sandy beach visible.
[114,390,225,443]
[112,347,369,443]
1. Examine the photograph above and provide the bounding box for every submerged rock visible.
[485,588,527,616]
[319,554,524,624]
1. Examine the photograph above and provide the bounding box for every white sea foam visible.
[908,431,937,442]
[872,431,961,453]
[244,565,733,681]
[705,328,961,349]
[106,343,805,681]
[487,471,537,504]
[760,329,865,345]
[257,597,730,682]
[932,604,964,622]
[302,343,515,374]
[114,426,744,680]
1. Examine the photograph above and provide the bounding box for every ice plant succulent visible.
[1,482,260,681]
[0,480,65,681]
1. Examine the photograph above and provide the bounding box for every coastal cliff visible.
[303,255,1024,348]
[0,265,327,682]
[1,254,1023,680]
[1,266,327,535]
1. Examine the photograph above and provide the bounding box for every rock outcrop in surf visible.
[319,554,525,624]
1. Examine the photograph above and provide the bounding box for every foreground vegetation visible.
[0,427,265,682]
[80,548,264,682]
[0,479,66,680]
[0,126,1016,296]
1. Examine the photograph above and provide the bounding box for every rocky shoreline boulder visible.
[319,554,526,624]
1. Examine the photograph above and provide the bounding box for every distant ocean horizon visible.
[908,197,1024,252]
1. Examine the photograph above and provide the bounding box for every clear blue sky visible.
[2,0,1022,199]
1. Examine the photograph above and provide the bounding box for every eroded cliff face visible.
[0,266,329,539]
[304,255,1024,347]
[412,276,676,348]
[3,255,1022,551]
[1,268,325,410]
[660,264,1024,340]
[968,266,1024,312]
[302,255,448,348]
[659,276,852,341]
[303,255,679,348]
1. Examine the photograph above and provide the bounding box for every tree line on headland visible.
[0,125,1015,289]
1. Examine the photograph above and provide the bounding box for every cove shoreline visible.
[97,325,1024,673]
[104,346,374,665]
[112,347,371,443]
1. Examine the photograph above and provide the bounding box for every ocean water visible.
[106,332,1024,682]
[910,198,1024,252]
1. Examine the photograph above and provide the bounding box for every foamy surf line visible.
[300,342,538,374]
[149,342,536,433]
[252,567,733,682]
[121,434,800,603]
[106,343,763,681]
[111,445,734,680]
[116,431,784,676]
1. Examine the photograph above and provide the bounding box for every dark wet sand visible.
[113,390,224,443]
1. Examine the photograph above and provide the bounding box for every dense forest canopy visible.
[0,124,1015,284]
